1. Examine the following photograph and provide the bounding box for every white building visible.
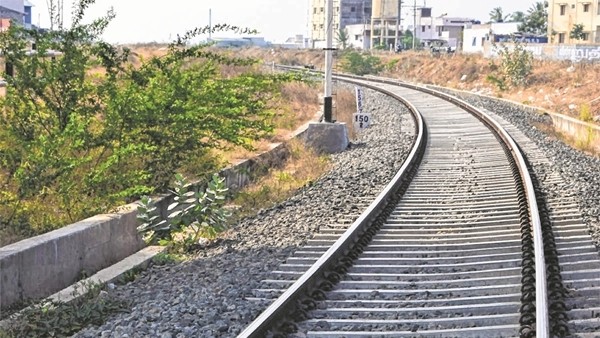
[413,8,479,49]
[462,22,521,54]
[346,24,371,49]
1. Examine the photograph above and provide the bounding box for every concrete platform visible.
[303,122,349,154]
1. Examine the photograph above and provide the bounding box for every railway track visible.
[239,73,600,337]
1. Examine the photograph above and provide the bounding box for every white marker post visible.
[353,87,372,131]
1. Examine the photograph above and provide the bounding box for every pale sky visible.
[29,0,540,44]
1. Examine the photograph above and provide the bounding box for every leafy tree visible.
[0,0,300,237]
[569,23,586,40]
[336,28,349,49]
[402,29,420,50]
[519,1,548,35]
[510,11,526,23]
[489,7,509,23]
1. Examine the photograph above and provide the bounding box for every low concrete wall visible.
[0,206,144,311]
[0,112,321,311]
[428,85,600,153]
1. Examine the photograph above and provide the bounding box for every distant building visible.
[310,0,372,48]
[273,35,311,49]
[420,15,479,49]
[24,0,33,28]
[371,0,402,49]
[462,22,521,54]
[548,0,600,44]
[346,23,371,49]
[210,37,270,48]
[0,0,34,29]
[0,0,24,24]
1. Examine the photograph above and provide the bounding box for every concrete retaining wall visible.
[0,113,321,311]
[0,207,144,311]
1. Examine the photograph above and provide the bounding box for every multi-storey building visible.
[548,0,600,43]
[310,0,372,48]
[370,0,401,49]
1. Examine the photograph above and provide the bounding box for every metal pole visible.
[412,0,416,49]
[209,9,212,41]
[324,0,333,123]
[396,0,402,49]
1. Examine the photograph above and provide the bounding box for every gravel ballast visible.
[74,83,600,338]
[74,87,417,338]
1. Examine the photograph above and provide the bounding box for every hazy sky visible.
[29,0,540,43]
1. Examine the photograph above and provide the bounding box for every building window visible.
[320,7,324,13]
[422,26,425,32]
[558,33,565,43]
[582,32,590,40]
[350,6,356,12]
[598,1,600,14]
[560,5,566,15]
[583,3,590,12]
[313,8,317,14]
[320,24,324,29]
[313,24,317,30]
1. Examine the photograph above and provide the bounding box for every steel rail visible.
[237,74,427,338]
[334,73,549,338]
[248,65,548,337]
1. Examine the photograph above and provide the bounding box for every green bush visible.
[137,173,231,251]
[0,0,300,241]
[488,39,533,89]
[338,51,383,75]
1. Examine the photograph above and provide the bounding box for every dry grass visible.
[335,87,359,140]
[230,138,329,219]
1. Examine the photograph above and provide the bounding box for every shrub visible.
[0,0,301,241]
[489,39,533,89]
[338,51,383,75]
[137,173,231,251]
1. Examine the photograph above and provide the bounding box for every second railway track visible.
[239,73,600,337]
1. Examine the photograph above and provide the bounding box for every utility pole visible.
[380,0,385,46]
[395,0,402,49]
[412,0,417,49]
[324,0,334,123]
[208,9,212,41]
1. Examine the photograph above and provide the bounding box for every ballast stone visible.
[304,122,349,154]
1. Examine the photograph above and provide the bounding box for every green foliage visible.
[338,51,383,76]
[152,252,184,265]
[402,30,419,50]
[519,1,548,35]
[137,173,231,251]
[489,39,533,89]
[0,0,297,240]
[336,28,349,50]
[489,7,509,23]
[486,74,508,91]
[4,282,127,338]
[510,11,526,23]
[570,23,586,41]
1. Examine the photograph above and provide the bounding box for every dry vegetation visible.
[234,47,600,123]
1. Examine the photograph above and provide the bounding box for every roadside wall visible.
[480,43,600,63]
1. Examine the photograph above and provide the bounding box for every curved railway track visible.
[238,71,600,337]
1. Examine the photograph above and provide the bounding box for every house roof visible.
[24,0,34,7]
[0,5,24,15]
